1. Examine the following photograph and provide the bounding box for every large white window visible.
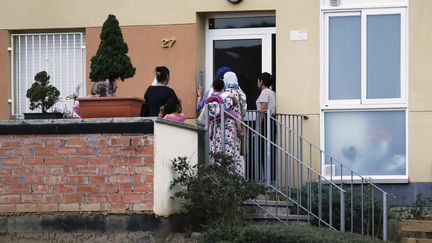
[11,32,86,116]
[322,7,408,180]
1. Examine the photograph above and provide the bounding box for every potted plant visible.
[24,71,63,119]
[78,14,143,118]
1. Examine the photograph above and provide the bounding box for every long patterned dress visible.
[210,87,247,175]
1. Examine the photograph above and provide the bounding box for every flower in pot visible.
[24,71,62,119]
[79,14,142,118]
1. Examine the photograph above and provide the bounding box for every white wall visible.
[153,120,199,217]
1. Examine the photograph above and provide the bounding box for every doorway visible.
[205,15,276,110]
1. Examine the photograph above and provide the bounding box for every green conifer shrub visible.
[26,71,60,113]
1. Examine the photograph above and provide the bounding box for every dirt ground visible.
[0,232,199,243]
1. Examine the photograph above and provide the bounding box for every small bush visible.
[235,223,384,243]
[170,153,265,228]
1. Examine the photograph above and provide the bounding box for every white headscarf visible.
[223,71,240,89]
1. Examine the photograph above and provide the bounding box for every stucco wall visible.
[153,120,199,217]
[86,24,196,118]
[0,30,9,120]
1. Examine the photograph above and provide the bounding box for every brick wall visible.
[0,133,154,213]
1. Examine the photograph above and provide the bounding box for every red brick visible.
[136,146,153,155]
[67,157,87,165]
[0,176,20,185]
[145,175,154,183]
[60,167,75,175]
[87,194,107,203]
[111,138,130,146]
[43,194,62,203]
[76,148,96,155]
[101,202,111,211]
[130,138,145,147]
[133,175,145,184]
[111,156,128,165]
[101,133,122,137]
[12,185,31,193]
[0,195,21,204]
[17,204,37,212]
[13,167,33,175]
[45,139,64,147]
[86,138,109,147]
[0,168,11,176]
[56,148,77,156]
[110,203,126,213]
[44,176,64,184]
[128,157,143,165]
[3,158,23,166]
[120,148,138,156]
[0,186,10,193]
[16,135,35,138]
[100,147,122,156]
[22,194,42,203]
[144,156,154,164]
[24,158,44,165]
[87,157,109,165]
[35,148,55,156]
[67,176,85,184]
[88,176,106,184]
[80,203,101,211]
[45,157,66,165]
[109,175,131,184]
[59,203,80,212]
[15,148,34,157]
[108,193,122,202]
[0,204,16,212]
[122,193,143,202]
[0,149,14,157]
[116,166,134,174]
[118,185,133,193]
[1,140,21,148]
[134,166,153,175]
[98,184,117,193]
[75,167,97,175]
[133,203,151,211]
[33,168,51,175]
[65,139,86,147]
[22,139,44,147]
[32,185,54,193]
[24,176,43,184]
[37,203,59,212]
[98,165,115,174]
[55,185,75,193]
[133,184,153,193]
[77,185,97,193]
[63,194,84,203]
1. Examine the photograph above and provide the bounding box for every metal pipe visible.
[204,105,210,164]
[221,105,225,153]
[266,109,271,187]
[383,193,387,241]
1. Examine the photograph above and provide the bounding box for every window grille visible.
[11,32,86,117]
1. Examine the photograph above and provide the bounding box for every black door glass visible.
[209,16,275,29]
[213,39,262,110]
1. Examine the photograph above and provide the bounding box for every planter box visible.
[77,97,143,118]
[24,112,64,119]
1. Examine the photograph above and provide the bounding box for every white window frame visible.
[323,8,407,109]
[10,32,86,117]
[320,4,409,182]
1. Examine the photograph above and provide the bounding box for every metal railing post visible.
[340,190,345,232]
[383,192,388,241]
[221,104,225,153]
[266,109,271,187]
[204,105,209,164]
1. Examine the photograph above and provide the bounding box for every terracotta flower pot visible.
[77,96,144,118]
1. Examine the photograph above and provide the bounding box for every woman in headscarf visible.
[210,71,247,175]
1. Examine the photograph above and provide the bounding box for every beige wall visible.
[153,121,199,216]
[86,24,196,118]
[408,0,432,182]
[0,30,9,120]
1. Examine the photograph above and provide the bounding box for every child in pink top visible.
[163,96,186,122]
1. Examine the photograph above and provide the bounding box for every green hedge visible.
[235,224,383,243]
[202,222,384,243]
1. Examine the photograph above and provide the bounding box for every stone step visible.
[244,199,293,207]
[243,212,311,222]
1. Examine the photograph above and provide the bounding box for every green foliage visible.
[234,223,384,243]
[26,71,60,113]
[89,14,136,84]
[170,153,265,228]
[393,193,432,220]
